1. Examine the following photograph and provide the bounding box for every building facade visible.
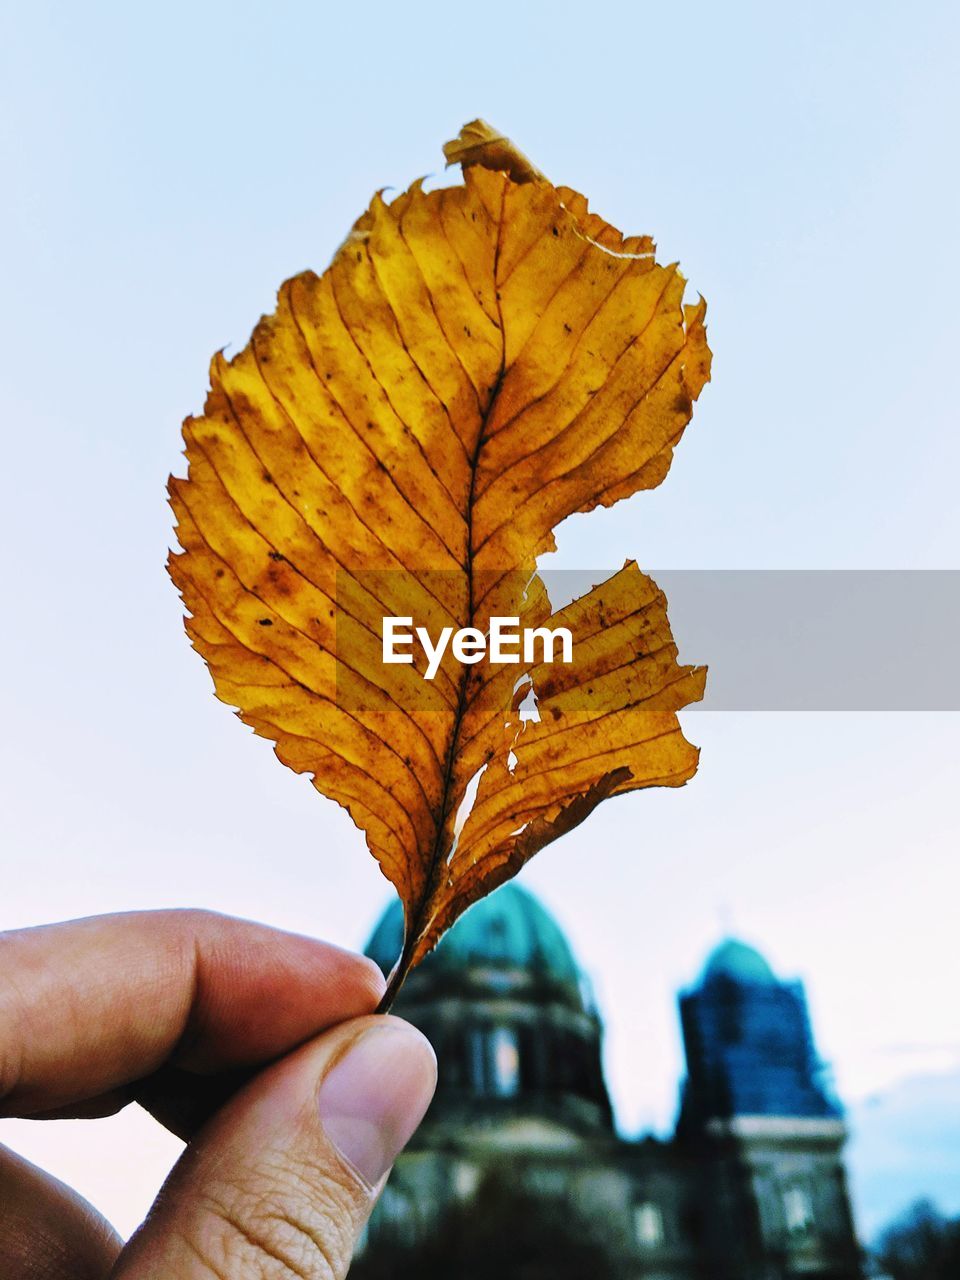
[356,884,863,1279]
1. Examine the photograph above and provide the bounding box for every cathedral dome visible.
[701,938,776,987]
[365,881,610,1134]
[366,882,583,994]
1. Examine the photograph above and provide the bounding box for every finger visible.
[134,1061,260,1139]
[113,1015,437,1280]
[0,910,384,1117]
[29,1065,261,1140]
[0,1143,120,1280]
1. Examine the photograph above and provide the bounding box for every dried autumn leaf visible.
[169,121,711,1004]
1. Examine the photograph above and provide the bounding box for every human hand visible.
[0,910,437,1279]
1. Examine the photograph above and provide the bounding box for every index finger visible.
[0,909,385,1117]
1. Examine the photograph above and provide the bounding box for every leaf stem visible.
[376,946,412,1013]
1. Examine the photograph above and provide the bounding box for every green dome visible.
[365,882,582,989]
[702,939,776,987]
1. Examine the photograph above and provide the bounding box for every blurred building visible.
[358,884,862,1279]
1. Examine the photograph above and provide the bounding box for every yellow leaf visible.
[169,121,711,1004]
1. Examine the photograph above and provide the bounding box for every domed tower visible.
[678,938,841,1133]
[676,939,861,1278]
[366,883,612,1139]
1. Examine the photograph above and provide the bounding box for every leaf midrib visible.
[381,181,510,1005]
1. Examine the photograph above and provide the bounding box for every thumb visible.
[113,1015,436,1280]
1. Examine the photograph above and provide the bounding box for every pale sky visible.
[1,0,958,1245]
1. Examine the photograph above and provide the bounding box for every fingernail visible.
[318,1023,437,1186]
